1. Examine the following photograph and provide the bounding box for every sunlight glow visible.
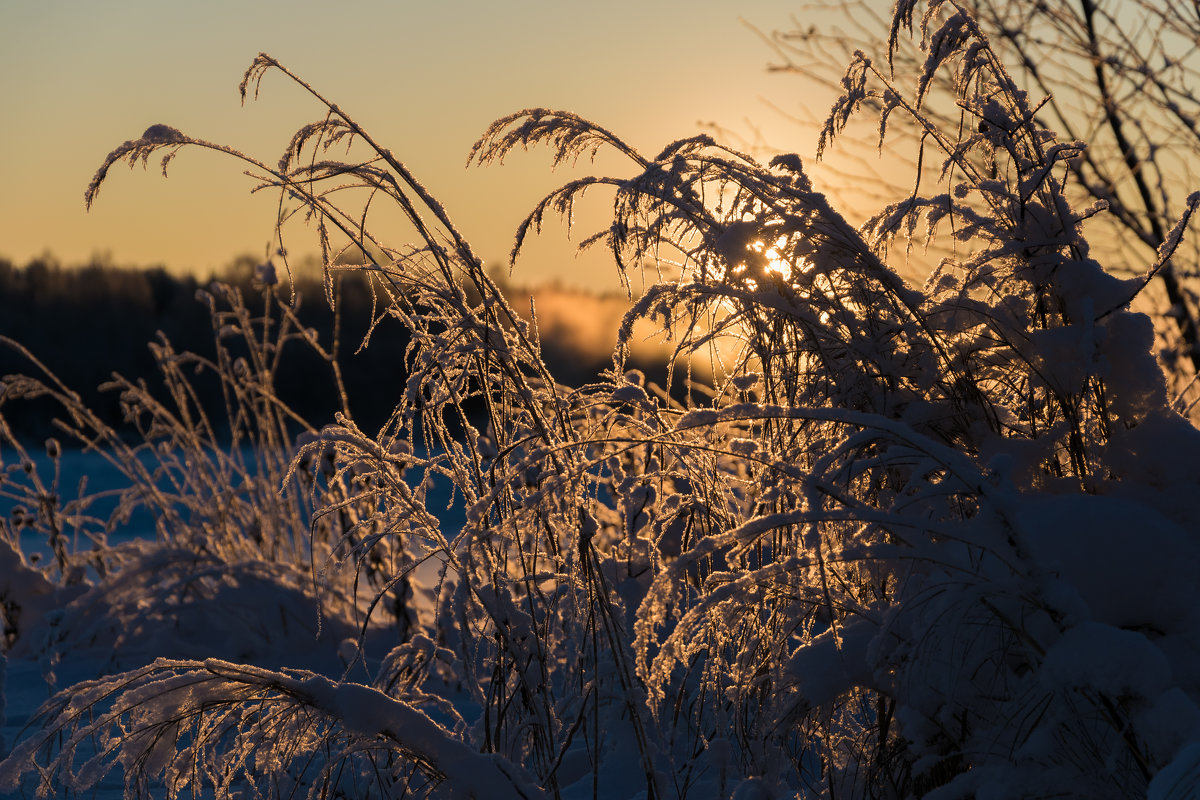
[757,235,794,279]
[719,234,821,298]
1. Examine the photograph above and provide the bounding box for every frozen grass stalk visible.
[3,2,1200,798]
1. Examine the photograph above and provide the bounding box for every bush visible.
[3,2,1200,798]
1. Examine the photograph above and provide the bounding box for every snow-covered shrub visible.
[773,0,1200,418]
[4,1,1200,797]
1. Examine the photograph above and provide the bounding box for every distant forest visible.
[0,255,621,444]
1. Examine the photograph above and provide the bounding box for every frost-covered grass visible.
[3,1,1200,798]
[773,0,1200,414]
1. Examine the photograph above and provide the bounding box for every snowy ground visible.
[0,446,465,799]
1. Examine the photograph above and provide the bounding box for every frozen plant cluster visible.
[3,1,1200,797]
[772,0,1200,415]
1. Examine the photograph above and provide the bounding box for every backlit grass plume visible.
[4,3,1200,798]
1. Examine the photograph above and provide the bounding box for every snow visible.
[1017,492,1200,631]
[1041,621,1172,697]
[1150,740,1200,800]
[140,124,185,144]
[10,0,1200,795]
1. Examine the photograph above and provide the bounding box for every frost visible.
[611,383,649,405]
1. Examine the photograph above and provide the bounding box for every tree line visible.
[0,255,650,444]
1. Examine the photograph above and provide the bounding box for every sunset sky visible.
[1,1,847,292]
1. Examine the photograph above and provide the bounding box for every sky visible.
[1,1,849,293]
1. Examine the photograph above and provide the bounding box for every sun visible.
[739,235,814,286]
[755,235,794,279]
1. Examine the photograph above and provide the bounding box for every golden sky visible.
[1,1,849,292]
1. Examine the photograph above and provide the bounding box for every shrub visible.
[3,1,1200,797]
